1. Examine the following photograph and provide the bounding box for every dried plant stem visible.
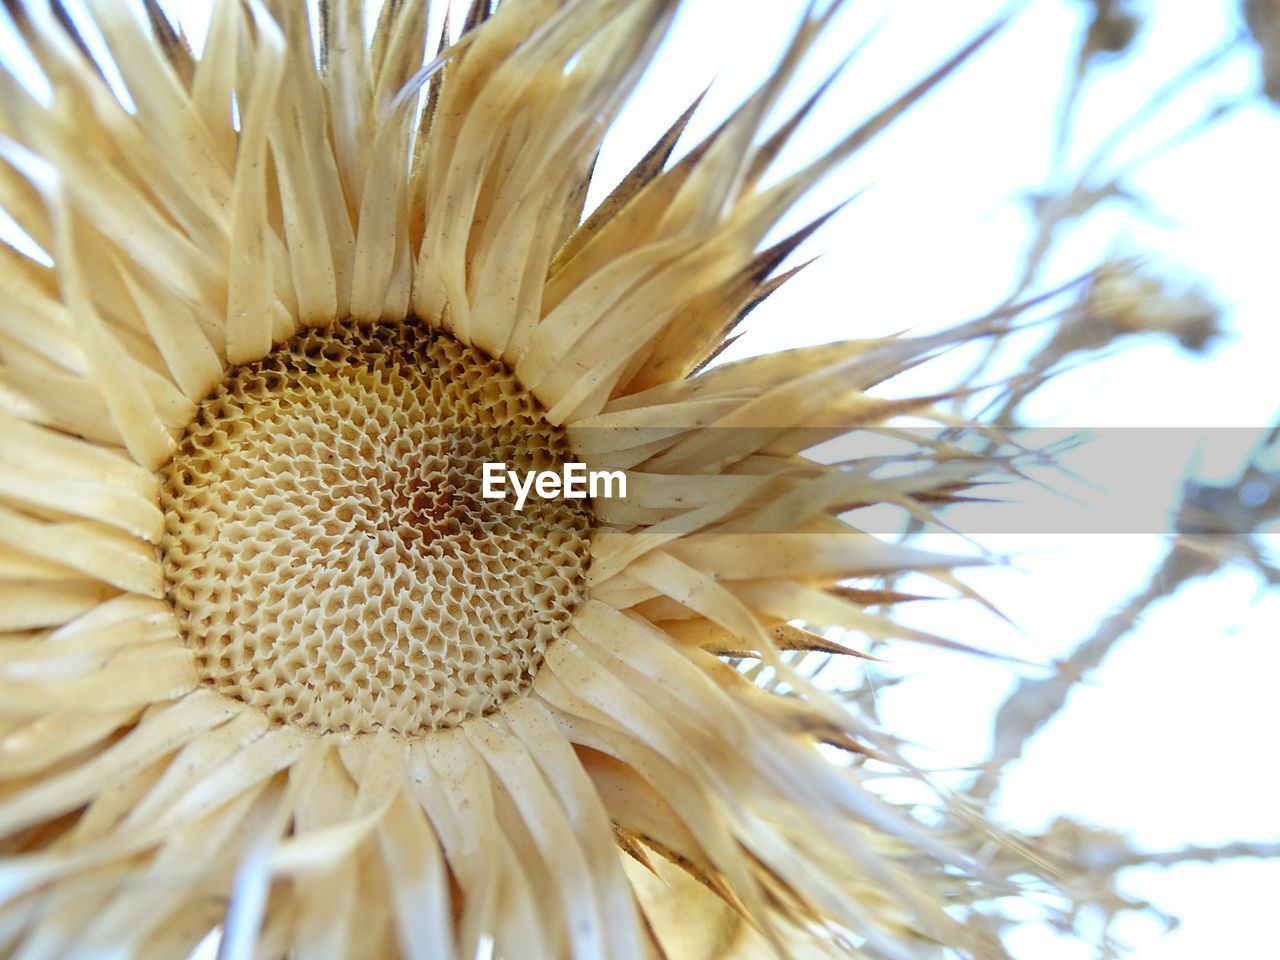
[1089,840,1280,871]
[969,543,1210,805]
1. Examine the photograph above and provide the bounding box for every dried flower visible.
[0,2,1032,957]
[1050,258,1223,360]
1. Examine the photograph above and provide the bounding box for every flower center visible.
[158,320,591,736]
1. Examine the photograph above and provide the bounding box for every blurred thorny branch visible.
[965,0,1280,800]
[846,1,1280,951]
[971,426,1280,806]
[969,4,1280,948]
[964,3,1245,396]
[762,3,1278,949]
[979,818,1280,957]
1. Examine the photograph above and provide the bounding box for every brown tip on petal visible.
[827,586,935,606]
[769,621,879,659]
[462,0,493,35]
[47,1,109,85]
[743,39,865,192]
[554,87,708,272]
[141,0,196,87]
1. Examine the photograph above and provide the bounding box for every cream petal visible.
[465,713,609,960]
[0,708,137,778]
[376,787,457,960]
[81,789,262,958]
[0,690,237,854]
[224,1,288,366]
[0,503,163,597]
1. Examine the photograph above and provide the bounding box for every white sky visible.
[4,0,1278,957]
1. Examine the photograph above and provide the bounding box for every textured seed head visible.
[158,320,591,736]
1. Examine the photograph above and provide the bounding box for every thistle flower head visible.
[0,2,1036,957]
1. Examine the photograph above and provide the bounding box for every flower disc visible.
[158,319,591,736]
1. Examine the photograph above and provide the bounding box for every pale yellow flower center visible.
[158,320,590,736]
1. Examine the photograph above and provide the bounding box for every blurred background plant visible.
[849,1,1278,955]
